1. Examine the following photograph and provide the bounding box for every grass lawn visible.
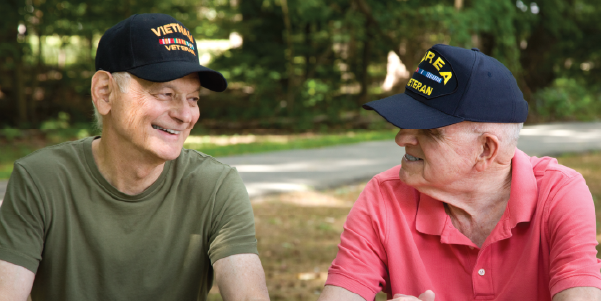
[183,130,397,157]
[206,151,601,301]
[0,130,397,180]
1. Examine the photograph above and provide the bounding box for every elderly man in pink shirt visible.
[318,44,601,301]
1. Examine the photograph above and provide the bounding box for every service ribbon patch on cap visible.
[151,22,197,56]
[406,49,457,99]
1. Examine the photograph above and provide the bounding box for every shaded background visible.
[1,0,600,133]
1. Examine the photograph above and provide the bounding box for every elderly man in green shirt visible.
[0,14,269,301]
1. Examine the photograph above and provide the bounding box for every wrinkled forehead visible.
[134,73,201,91]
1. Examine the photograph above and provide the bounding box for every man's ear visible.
[91,71,115,116]
[475,133,500,172]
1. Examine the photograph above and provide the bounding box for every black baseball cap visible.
[362,44,528,129]
[95,13,227,92]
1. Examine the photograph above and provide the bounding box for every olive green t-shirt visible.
[0,137,258,301]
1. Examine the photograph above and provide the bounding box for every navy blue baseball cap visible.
[95,13,227,92]
[362,44,528,129]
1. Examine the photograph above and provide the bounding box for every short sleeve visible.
[0,163,46,273]
[207,168,258,264]
[325,177,389,301]
[547,174,601,296]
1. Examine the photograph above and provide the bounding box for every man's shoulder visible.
[527,152,582,180]
[15,137,89,171]
[178,148,232,167]
[365,164,417,205]
[373,164,403,185]
[518,150,590,205]
[175,148,238,177]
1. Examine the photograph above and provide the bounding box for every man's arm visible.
[545,173,601,297]
[213,254,270,301]
[318,286,436,301]
[317,285,366,301]
[553,287,601,301]
[0,260,34,301]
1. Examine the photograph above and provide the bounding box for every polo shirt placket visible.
[426,202,503,299]
[473,246,493,299]
[474,219,515,299]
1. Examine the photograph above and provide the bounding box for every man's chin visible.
[398,170,420,187]
[152,146,183,162]
[146,136,184,159]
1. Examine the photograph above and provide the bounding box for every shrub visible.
[532,78,601,122]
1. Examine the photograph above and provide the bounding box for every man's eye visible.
[155,93,172,99]
[421,129,443,139]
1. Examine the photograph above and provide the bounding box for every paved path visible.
[0,180,6,204]
[221,122,601,197]
[0,122,600,201]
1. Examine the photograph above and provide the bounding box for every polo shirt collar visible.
[415,148,538,240]
[415,193,447,236]
[505,148,538,227]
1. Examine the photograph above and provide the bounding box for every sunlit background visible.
[0,0,600,132]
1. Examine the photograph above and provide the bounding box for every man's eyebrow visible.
[154,83,176,91]
[419,128,444,138]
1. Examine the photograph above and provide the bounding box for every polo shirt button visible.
[478,269,485,276]
[469,246,474,250]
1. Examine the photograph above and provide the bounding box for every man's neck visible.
[92,135,165,195]
[428,165,513,248]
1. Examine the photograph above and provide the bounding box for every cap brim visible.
[127,61,228,92]
[362,93,464,129]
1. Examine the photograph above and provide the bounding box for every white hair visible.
[112,72,132,93]
[469,122,524,150]
[92,72,131,130]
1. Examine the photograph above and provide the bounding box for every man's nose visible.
[170,97,193,124]
[395,129,419,147]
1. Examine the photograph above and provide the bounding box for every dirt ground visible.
[208,183,388,301]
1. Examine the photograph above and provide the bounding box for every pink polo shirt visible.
[326,149,601,300]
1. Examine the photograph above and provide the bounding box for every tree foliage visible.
[1,0,600,130]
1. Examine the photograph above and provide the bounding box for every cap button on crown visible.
[471,48,480,52]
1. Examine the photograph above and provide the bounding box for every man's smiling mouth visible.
[404,154,423,162]
[152,125,181,135]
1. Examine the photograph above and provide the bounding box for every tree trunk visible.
[280,0,295,114]
[454,0,463,10]
[353,0,402,59]
[304,23,311,81]
[124,0,132,19]
[15,50,27,126]
[87,33,94,63]
[29,32,43,124]
[359,31,372,105]
[479,33,496,56]
[520,24,556,94]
